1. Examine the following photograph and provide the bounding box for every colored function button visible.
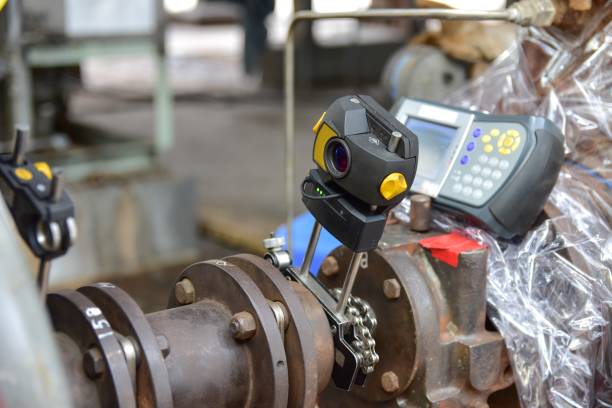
[484,144,494,153]
[512,137,521,151]
[490,129,500,136]
[472,128,482,137]
[380,172,408,200]
[14,168,33,181]
[34,162,52,179]
[508,129,520,137]
[481,134,491,143]
[466,142,475,151]
[500,148,511,155]
[497,134,506,148]
[503,137,513,147]
[460,155,469,165]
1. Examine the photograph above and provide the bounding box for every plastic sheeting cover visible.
[394,8,611,407]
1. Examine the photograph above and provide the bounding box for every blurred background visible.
[0,0,516,308]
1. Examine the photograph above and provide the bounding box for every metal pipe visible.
[335,251,365,314]
[37,259,50,298]
[284,7,523,248]
[300,221,322,276]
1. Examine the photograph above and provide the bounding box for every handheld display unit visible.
[392,98,564,238]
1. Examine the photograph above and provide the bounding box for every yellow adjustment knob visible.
[380,172,407,200]
[34,162,52,179]
[312,111,326,134]
[14,168,33,181]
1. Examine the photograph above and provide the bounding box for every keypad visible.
[441,122,527,207]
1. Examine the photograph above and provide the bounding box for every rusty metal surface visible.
[168,260,289,408]
[78,283,173,408]
[318,226,513,407]
[146,302,249,407]
[224,254,325,408]
[318,248,419,404]
[288,281,334,393]
[47,290,136,408]
[47,253,335,407]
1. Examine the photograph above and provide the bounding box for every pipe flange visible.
[168,260,289,408]
[225,254,333,407]
[77,283,173,408]
[47,290,136,408]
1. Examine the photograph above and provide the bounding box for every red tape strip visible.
[419,231,485,267]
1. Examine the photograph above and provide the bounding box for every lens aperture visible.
[333,144,349,173]
[325,138,351,178]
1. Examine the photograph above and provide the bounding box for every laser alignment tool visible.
[268,95,418,390]
[0,127,76,295]
[392,98,564,238]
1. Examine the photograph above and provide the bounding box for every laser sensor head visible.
[311,95,418,207]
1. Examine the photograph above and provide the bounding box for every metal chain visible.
[332,288,379,374]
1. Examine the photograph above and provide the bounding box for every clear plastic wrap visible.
[394,8,612,407]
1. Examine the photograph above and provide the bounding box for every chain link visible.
[332,288,379,374]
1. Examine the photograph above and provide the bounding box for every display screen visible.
[405,117,457,180]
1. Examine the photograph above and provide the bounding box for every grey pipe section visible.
[284,7,521,250]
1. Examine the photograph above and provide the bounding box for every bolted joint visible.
[383,278,401,300]
[320,256,340,277]
[175,278,196,305]
[230,311,257,341]
[83,347,105,379]
[381,371,400,393]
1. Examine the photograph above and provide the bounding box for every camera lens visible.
[325,139,351,178]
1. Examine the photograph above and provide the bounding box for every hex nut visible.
[320,256,340,277]
[383,278,401,300]
[230,311,257,341]
[83,347,105,379]
[381,371,400,393]
[175,278,196,305]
